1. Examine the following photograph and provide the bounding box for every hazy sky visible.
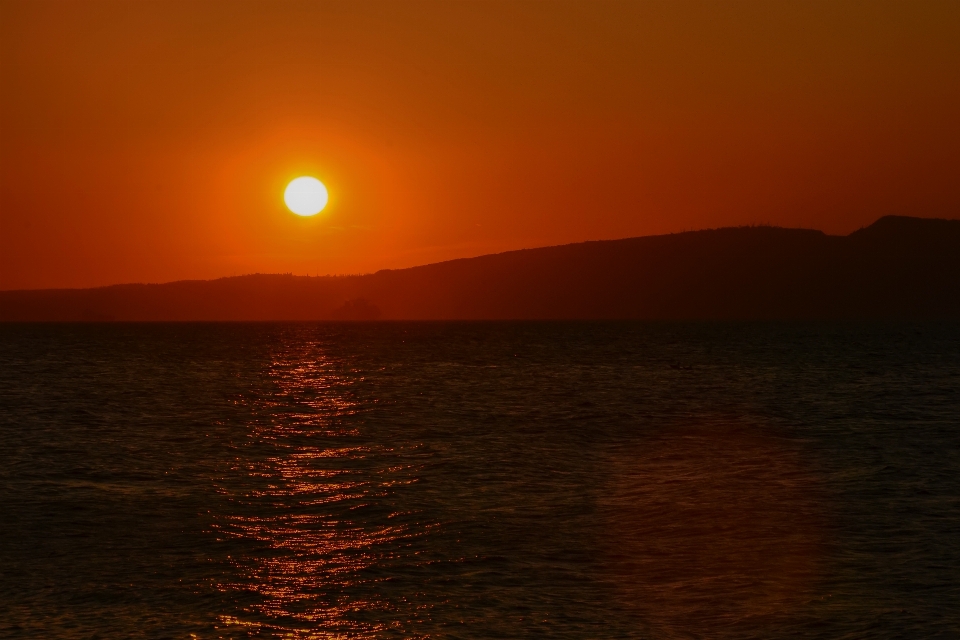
[2,0,959,289]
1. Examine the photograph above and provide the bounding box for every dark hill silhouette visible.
[2,216,958,321]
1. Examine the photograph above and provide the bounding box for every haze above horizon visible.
[3,0,959,290]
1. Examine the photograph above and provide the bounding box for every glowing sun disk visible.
[284,177,328,216]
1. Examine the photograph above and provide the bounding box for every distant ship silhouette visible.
[2,216,958,321]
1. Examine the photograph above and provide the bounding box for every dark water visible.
[1,322,958,639]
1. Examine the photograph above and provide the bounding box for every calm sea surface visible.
[1,322,958,639]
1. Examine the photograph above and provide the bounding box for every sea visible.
[1,322,958,639]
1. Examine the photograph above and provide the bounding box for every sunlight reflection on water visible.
[214,340,418,638]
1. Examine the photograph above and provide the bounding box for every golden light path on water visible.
[212,338,421,638]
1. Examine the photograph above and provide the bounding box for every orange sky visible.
[2,0,959,290]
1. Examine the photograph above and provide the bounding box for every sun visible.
[284,177,328,216]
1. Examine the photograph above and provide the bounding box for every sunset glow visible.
[3,2,959,289]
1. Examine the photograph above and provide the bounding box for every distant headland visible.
[2,216,958,321]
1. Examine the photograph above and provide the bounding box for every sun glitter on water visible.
[284,177,328,216]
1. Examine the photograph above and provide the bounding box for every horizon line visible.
[2,214,952,293]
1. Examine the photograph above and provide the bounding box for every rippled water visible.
[1,322,958,638]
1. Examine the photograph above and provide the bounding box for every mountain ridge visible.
[2,216,958,321]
